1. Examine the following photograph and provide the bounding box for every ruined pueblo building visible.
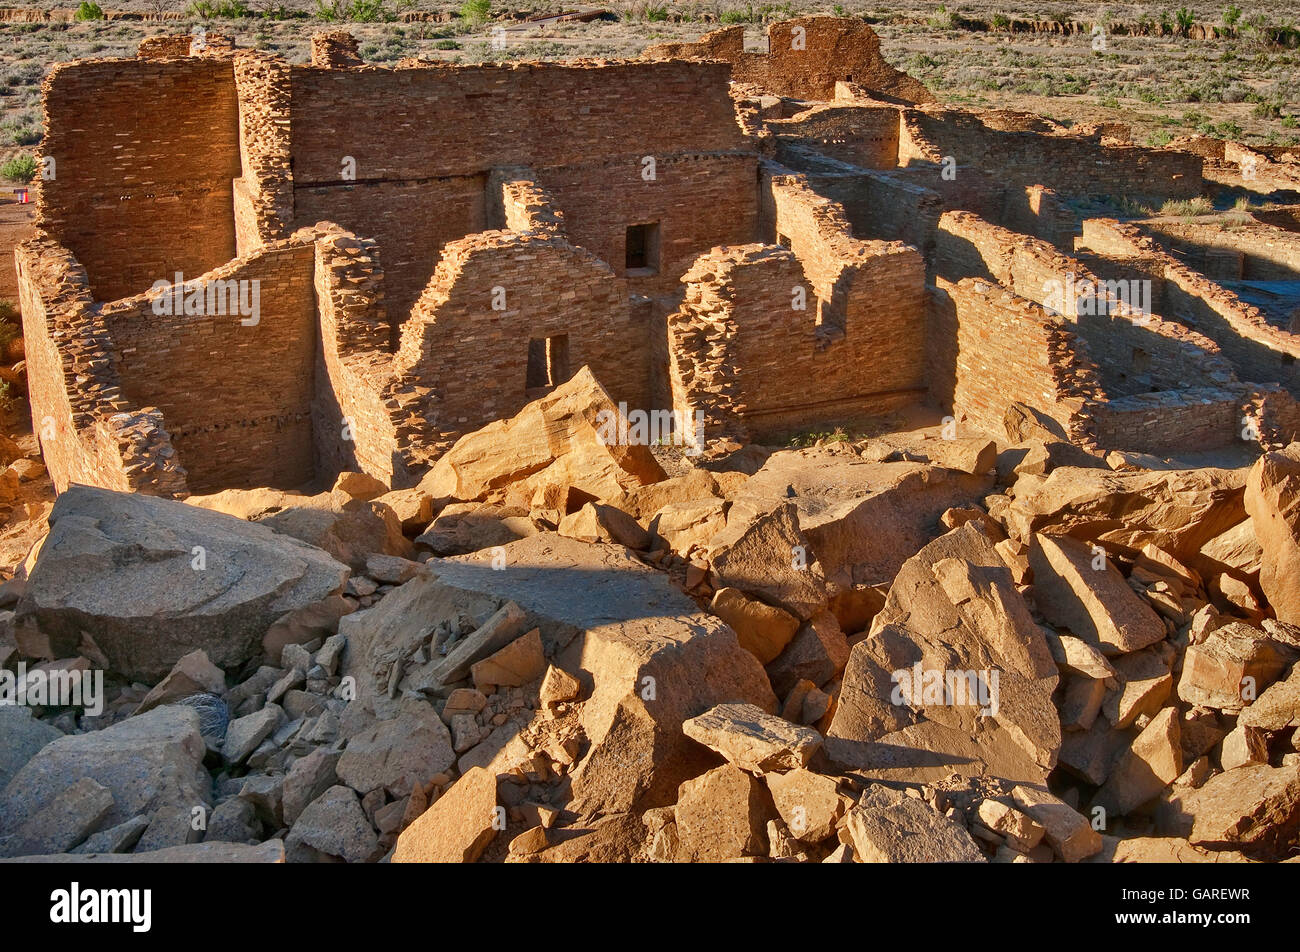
[19,15,1300,498]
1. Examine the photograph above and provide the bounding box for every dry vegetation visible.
[0,0,1297,178]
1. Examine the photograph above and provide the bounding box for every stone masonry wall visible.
[936,210,1237,398]
[99,242,318,493]
[930,276,1103,443]
[37,58,242,302]
[394,230,636,451]
[900,107,1203,205]
[1080,218,1300,394]
[233,51,295,253]
[644,18,934,105]
[17,238,189,495]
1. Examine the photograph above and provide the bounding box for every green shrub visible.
[1,155,36,181]
[433,38,461,49]
[346,0,386,21]
[1223,5,1242,28]
[74,2,105,20]
[1175,7,1195,34]
[459,0,490,24]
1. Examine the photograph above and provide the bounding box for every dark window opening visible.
[526,334,570,394]
[845,74,853,82]
[625,222,661,275]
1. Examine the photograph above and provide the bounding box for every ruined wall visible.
[311,229,408,487]
[936,211,1237,398]
[670,198,927,445]
[1092,387,1245,453]
[17,239,188,496]
[644,18,934,105]
[540,153,759,298]
[929,276,1102,443]
[766,103,902,170]
[283,59,752,316]
[100,242,318,494]
[900,108,1203,204]
[233,52,295,253]
[1080,218,1300,394]
[294,177,487,330]
[1138,219,1300,282]
[37,58,242,302]
[287,61,746,183]
[395,230,636,450]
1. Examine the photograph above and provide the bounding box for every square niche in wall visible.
[625,222,661,277]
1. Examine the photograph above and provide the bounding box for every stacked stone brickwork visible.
[37,58,242,302]
[644,17,934,105]
[1080,219,1300,394]
[311,30,363,68]
[394,230,635,452]
[233,52,295,252]
[16,239,188,496]
[899,107,1204,205]
[930,276,1105,444]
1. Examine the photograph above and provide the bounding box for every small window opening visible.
[625,222,661,275]
[526,334,570,394]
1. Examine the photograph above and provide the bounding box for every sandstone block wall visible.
[38,58,242,303]
[900,108,1203,205]
[644,17,934,105]
[930,276,1102,443]
[395,230,636,451]
[99,243,319,494]
[670,173,927,444]
[766,103,902,170]
[1092,387,1246,452]
[935,210,1237,398]
[17,239,189,496]
[1080,218,1300,395]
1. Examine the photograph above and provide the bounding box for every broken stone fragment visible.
[0,776,114,858]
[470,628,546,693]
[1176,621,1293,712]
[285,785,382,863]
[419,368,666,504]
[1244,443,1300,625]
[336,701,456,798]
[709,586,800,664]
[682,702,822,774]
[1010,784,1102,862]
[673,764,775,862]
[393,766,499,863]
[764,768,845,843]
[843,785,984,862]
[134,649,226,716]
[1029,533,1167,655]
[1093,706,1183,816]
[0,705,209,836]
[1186,763,1300,860]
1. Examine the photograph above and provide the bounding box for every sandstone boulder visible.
[0,705,210,835]
[1244,443,1300,624]
[392,766,498,863]
[844,785,984,862]
[682,702,822,774]
[1029,533,1167,656]
[1186,763,1300,860]
[16,486,349,683]
[827,523,1060,785]
[673,764,775,861]
[419,368,666,504]
[1005,466,1248,570]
